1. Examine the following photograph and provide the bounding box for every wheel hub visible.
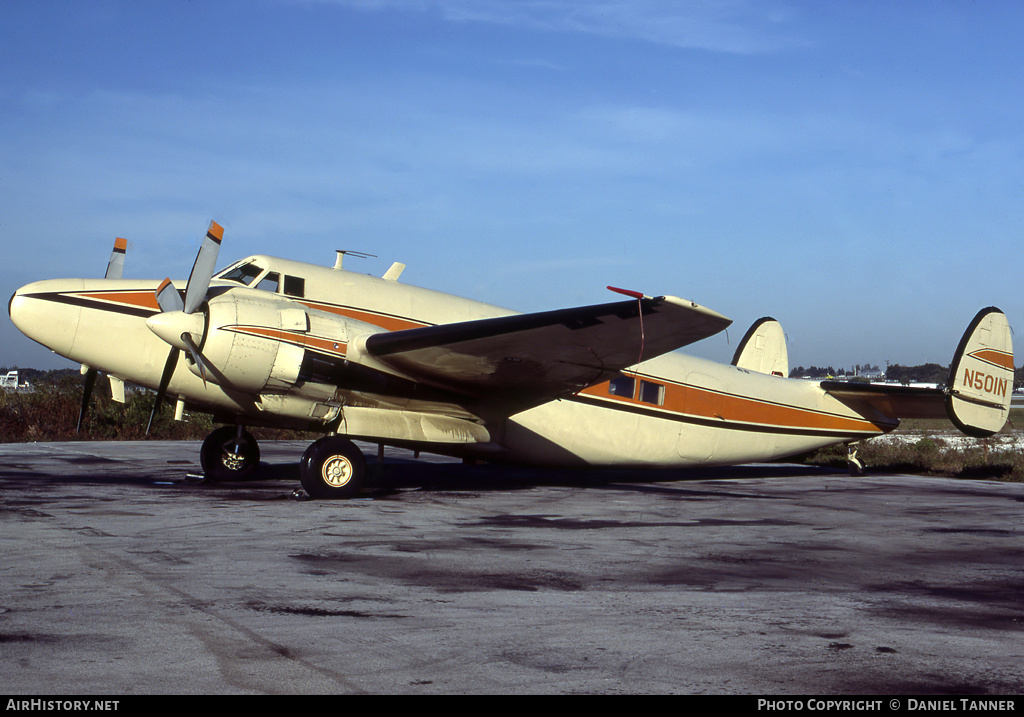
[222,450,247,472]
[321,455,354,487]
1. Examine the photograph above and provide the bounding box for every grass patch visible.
[0,375,313,443]
[799,408,1024,482]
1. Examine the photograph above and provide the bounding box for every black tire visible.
[848,456,866,476]
[299,436,366,499]
[200,426,260,482]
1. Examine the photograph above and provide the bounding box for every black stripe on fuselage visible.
[22,291,163,319]
[567,392,883,440]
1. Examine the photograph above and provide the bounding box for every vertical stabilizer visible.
[731,317,788,377]
[946,307,1014,437]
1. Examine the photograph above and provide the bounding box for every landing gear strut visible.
[299,436,366,499]
[200,425,260,481]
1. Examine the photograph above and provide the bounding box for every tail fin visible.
[946,307,1014,437]
[731,317,788,377]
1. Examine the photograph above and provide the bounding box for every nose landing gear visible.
[200,425,261,482]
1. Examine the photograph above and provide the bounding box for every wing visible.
[361,294,731,411]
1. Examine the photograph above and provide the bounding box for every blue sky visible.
[3,0,1023,372]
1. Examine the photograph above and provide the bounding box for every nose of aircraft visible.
[9,279,83,357]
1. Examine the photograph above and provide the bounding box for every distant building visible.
[854,364,885,380]
[0,370,20,389]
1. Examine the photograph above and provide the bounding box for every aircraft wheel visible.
[200,426,260,482]
[846,445,866,477]
[300,436,366,499]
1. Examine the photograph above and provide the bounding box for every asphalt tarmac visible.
[1,439,1023,695]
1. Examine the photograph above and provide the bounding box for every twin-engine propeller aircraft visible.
[8,222,1015,498]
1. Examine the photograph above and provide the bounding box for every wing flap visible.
[362,294,731,408]
[338,406,493,445]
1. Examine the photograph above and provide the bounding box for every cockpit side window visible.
[256,272,280,293]
[284,275,305,298]
[218,262,264,286]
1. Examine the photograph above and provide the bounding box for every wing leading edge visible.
[360,294,731,410]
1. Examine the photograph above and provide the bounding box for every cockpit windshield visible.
[216,261,264,286]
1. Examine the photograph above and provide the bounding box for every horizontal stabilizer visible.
[818,380,948,423]
[821,307,1014,437]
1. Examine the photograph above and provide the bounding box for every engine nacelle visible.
[195,289,380,396]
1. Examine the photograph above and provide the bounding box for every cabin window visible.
[639,380,665,406]
[608,376,635,398]
[256,272,280,293]
[284,275,305,298]
[219,262,264,286]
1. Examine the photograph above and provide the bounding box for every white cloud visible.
[331,0,803,54]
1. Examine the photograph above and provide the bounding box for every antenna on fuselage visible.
[333,250,376,270]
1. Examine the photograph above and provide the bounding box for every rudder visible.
[946,307,1014,437]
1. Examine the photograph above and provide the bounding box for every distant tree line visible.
[790,363,885,380]
[790,363,1024,390]
[887,363,1024,389]
[790,363,949,384]
[790,366,843,379]
[883,363,948,385]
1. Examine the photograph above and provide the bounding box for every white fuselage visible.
[9,255,893,467]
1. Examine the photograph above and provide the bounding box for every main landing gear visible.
[199,425,367,499]
[298,436,367,500]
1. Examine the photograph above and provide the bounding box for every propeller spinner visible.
[144,221,223,433]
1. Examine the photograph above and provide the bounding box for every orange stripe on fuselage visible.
[78,290,161,311]
[226,325,348,357]
[581,378,886,434]
[299,301,427,332]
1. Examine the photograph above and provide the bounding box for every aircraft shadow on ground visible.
[281,456,840,498]
[0,449,840,498]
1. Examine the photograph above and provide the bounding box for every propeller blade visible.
[147,348,179,435]
[155,278,184,313]
[78,238,128,432]
[77,367,98,433]
[180,332,209,386]
[105,238,127,280]
[183,221,223,315]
